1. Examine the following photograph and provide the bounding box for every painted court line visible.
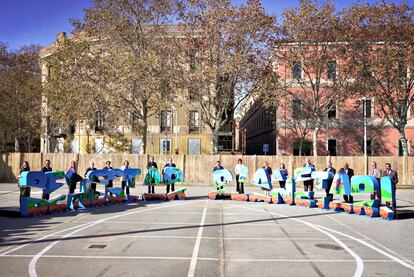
[73,221,204,225]
[327,215,414,267]
[26,200,204,277]
[241,205,364,277]
[242,204,414,275]
[2,254,408,264]
[187,202,208,277]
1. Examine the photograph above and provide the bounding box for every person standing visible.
[213,161,225,190]
[41,160,53,200]
[213,160,224,172]
[303,158,315,193]
[383,163,398,211]
[103,160,114,197]
[323,161,336,201]
[42,160,52,173]
[66,161,82,194]
[164,158,176,193]
[234,159,243,194]
[279,163,288,189]
[85,161,98,197]
[17,161,31,204]
[120,160,131,197]
[147,156,158,194]
[370,161,382,202]
[262,161,272,177]
[340,163,354,203]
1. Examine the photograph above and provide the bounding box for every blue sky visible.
[0,0,412,50]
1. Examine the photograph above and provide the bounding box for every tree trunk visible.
[313,126,320,157]
[399,128,409,156]
[299,139,303,157]
[212,128,220,155]
[14,137,20,152]
[142,104,148,154]
[28,137,32,152]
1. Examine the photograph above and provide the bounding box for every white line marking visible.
[314,223,414,271]
[25,200,205,277]
[116,235,360,241]
[5,254,218,261]
[0,222,95,256]
[241,206,364,277]
[187,203,208,277]
[73,221,206,225]
[3,254,409,263]
[327,215,414,266]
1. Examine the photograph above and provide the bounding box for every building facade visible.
[39,33,234,155]
[239,44,414,156]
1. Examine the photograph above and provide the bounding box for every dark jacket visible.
[164,163,176,169]
[213,165,224,172]
[262,166,272,177]
[42,166,52,173]
[384,169,398,185]
[340,167,354,181]
[147,161,158,169]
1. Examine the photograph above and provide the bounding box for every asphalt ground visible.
[0,183,414,277]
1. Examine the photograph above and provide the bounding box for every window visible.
[361,60,371,78]
[360,99,372,118]
[327,105,336,119]
[218,136,232,151]
[189,110,200,133]
[327,61,336,80]
[292,61,301,79]
[292,99,303,119]
[160,110,172,132]
[292,139,311,156]
[398,60,407,79]
[95,110,104,132]
[160,138,171,154]
[188,138,201,155]
[328,139,337,156]
[365,99,372,118]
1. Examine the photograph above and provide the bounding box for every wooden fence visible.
[1,153,413,188]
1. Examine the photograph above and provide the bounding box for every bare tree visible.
[278,0,358,156]
[177,0,276,154]
[348,1,414,156]
[0,43,42,152]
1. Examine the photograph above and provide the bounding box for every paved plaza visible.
[0,184,413,277]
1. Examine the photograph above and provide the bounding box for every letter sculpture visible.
[293,167,316,207]
[163,167,187,200]
[208,169,233,200]
[272,170,296,205]
[19,171,66,217]
[250,168,273,203]
[143,167,166,200]
[231,165,249,201]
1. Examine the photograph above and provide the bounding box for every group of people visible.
[17,156,180,200]
[212,158,398,210]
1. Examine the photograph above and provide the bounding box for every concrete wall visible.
[1,153,413,188]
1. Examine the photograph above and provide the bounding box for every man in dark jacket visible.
[164,158,176,193]
[323,161,336,201]
[41,160,53,200]
[340,163,354,203]
[147,156,158,193]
